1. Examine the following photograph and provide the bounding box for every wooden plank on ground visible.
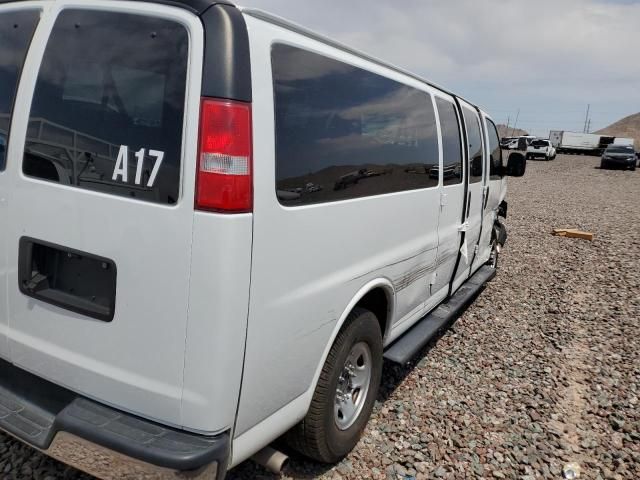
[552,228,594,241]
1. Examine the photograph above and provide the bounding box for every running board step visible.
[383,265,496,364]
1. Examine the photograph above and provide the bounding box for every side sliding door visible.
[431,94,464,296]
[451,101,485,292]
[472,115,505,270]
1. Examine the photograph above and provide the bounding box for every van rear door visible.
[3,4,200,427]
[0,7,41,361]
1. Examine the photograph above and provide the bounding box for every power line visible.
[583,104,590,133]
[510,109,520,137]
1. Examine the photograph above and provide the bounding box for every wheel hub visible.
[334,342,372,430]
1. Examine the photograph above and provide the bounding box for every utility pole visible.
[583,104,590,133]
[511,109,520,137]
[586,118,591,134]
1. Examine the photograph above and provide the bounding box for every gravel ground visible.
[1,154,639,479]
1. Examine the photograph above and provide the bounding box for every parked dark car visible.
[600,145,637,171]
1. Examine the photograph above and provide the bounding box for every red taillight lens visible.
[196,98,252,212]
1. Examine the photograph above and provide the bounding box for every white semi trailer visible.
[613,137,635,147]
[548,131,615,155]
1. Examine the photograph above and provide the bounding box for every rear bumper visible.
[602,158,635,166]
[0,358,229,480]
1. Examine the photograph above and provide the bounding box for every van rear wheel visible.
[286,307,383,463]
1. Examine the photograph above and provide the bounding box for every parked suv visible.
[601,145,637,171]
[526,139,556,161]
[0,1,526,478]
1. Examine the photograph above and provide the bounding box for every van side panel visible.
[236,17,443,436]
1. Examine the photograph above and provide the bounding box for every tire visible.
[600,161,607,169]
[286,307,383,463]
[631,164,636,172]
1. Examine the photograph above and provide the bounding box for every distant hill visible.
[496,124,528,139]
[596,113,640,149]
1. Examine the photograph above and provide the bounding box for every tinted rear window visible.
[273,44,439,206]
[531,140,549,147]
[23,10,188,204]
[0,10,40,170]
[607,146,634,154]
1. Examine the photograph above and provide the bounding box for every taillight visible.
[196,98,252,212]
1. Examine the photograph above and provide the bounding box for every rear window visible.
[531,140,549,147]
[0,10,40,170]
[272,44,439,206]
[23,10,188,204]
[607,146,634,154]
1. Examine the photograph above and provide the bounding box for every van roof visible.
[1,0,485,115]
[240,8,483,115]
[0,0,234,14]
[136,0,234,14]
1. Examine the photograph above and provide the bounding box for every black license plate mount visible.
[18,237,117,322]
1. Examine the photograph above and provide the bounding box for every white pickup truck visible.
[526,139,557,161]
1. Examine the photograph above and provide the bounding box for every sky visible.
[239,0,639,137]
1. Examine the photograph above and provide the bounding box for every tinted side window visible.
[487,119,503,180]
[23,10,188,205]
[435,98,462,186]
[462,107,483,184]
[0,10,40,170]
[273,44,439,206]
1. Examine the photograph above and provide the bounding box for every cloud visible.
[239,0,639,136]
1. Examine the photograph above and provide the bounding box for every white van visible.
[0,1,526,478]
